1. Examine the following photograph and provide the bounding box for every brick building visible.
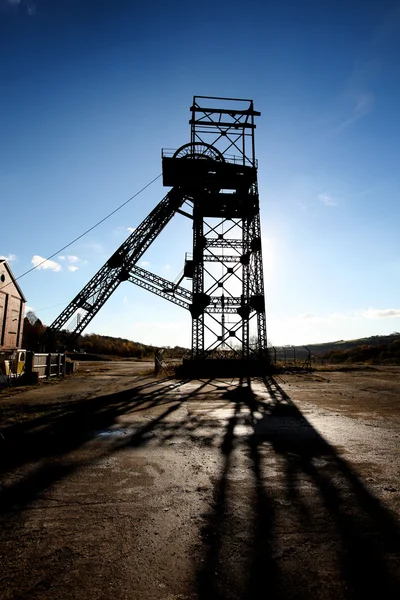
[0,259,26,350]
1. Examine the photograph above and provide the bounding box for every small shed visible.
[0,259,26,350]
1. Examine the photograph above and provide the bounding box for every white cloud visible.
[31,255,62,272]
[114,226,131,236]
[60,254,80,265]
[127,227,136,233]
[318,193,337,207]
[59,254,79,263]
[300,313,317,320]
[362,308,400,319]
[164,264,171,270]
[25,305,35,314]
[68,265,79,272]
[140,261,150,267]
[0,253,17,262]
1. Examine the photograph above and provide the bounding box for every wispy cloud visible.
[0,253,17,262]
[59,254,80,263]
[25,0,35,15]
[337,91,375,131]
[318,193,337,207]
[296,201,313,210]
[140,261,150,267]
[6,0,36,15]
[59,255,80,270]
[25,304,34,314]
[299,308,400,322]
[58,254,80,263]
[362,308,400,319]
[31,255,62,272]
[113,226,132,237]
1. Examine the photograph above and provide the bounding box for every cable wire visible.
[11,174,162,283]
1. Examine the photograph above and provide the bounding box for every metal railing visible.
[31,353,66,379]
[161,148,257,168]
[269,346,312,371]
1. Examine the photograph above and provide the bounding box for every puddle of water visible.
[96,427,134,438]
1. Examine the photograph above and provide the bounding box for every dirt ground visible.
[1,361,399,600]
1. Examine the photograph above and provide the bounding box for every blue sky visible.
[1,0,400,347]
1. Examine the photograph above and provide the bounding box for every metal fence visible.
[31,353,66,379]
[31,353,48,379]
[269,346,312,371]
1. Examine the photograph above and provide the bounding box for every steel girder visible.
[205,238,243,248]
[128,265,250,315]
[128,266,191,310]
[191,204,205,358]
[48,188,185,341]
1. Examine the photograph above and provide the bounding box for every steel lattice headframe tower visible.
[162,96,267,371]
[47,96,268,375]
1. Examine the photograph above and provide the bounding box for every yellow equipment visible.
[0,349,26,377]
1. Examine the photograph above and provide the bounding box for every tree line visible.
[22,312,188,359]
[320,339,400,364]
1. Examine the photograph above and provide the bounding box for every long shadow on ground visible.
[0,375,399,599]
[0,376,190,513]
[194,376,400,600]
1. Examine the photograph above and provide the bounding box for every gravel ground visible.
[0,362,399,599]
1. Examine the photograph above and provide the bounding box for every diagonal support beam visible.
[47,187,186,341]
[128,265,192,309]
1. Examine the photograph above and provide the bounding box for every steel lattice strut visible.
[48,188,186,341]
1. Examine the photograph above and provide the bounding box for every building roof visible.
[0,259,27,302]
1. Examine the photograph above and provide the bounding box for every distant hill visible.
[296,333,400,364]
[303,333,400,355]
[77,332,188,360]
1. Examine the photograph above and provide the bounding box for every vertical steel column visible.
[242,213,251,361]
[191,196,205,358]
[251,201,268,358]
